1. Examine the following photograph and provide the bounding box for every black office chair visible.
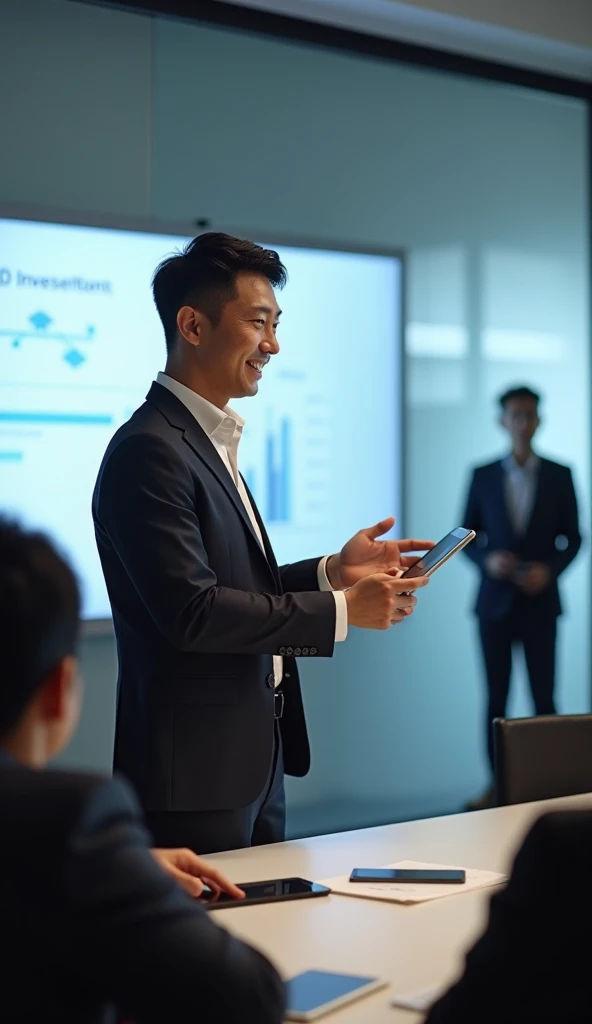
[494,714,592,806]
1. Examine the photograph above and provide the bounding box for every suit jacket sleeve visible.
[64,776,284,1024]
[424,812,590,1024]
[95,433,336,656]
[280,557,324,592]
[546,468,582,577]
[461,470,487,572]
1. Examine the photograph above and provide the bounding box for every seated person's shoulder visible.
[0,765,138,852]
[500,809,592,907]
[516,809,592,870]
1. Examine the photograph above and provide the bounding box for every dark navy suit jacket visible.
[462,457,581,621]
[93,383,336,814]
[0,762,283,1024]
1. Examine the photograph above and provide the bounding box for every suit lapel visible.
[146,383,272,568]
[241,474,282,589]
[494,461,516,541]
[523,458,548,537]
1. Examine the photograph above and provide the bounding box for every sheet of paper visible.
[319,860,506,905]
[391,984,445,1011]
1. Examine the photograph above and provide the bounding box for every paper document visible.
[391,984,446,1011]
[319,860,506,905]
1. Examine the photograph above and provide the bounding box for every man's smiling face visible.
[191,272,281,406]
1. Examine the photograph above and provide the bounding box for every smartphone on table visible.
[349,868,466,884]
[202,877,330,909]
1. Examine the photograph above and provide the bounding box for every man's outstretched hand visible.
[326,517,435,589]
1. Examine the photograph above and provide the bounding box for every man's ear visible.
[177,306,204,348]
[38,656,77,722]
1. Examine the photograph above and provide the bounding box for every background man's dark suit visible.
[426,810,592,1023]
[462,458,581,767]
[93,382,336,851]
[0,762,283,1024]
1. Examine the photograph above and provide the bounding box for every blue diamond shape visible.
[63,348,85,368]
[29,311,52,330]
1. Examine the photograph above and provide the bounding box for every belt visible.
[274,691,284,720]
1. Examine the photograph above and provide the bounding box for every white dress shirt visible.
[502,453,540,536]
[156,373,347,685]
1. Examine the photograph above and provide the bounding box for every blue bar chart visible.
[266,417,292,523]
[245,416,292,523]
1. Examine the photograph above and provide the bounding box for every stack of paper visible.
[391,984,447,1012]
[319,860,506,905]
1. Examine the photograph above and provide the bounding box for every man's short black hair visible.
[152,232,288,351]
[0,519,80,738]
[499,385,541,410]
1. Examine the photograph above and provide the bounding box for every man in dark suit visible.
[462,386,581,807]
[93,233,431,853]
[0,518,283,1024]
[425,808,592,1023]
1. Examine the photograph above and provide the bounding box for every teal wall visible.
[0,0,589,834]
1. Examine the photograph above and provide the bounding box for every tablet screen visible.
[287,971,379,1014]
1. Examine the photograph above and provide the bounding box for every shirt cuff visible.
[317,556,348,642]
[332,591,348,642]
[317,554,337,591]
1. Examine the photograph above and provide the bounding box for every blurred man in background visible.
[462,386,581,808]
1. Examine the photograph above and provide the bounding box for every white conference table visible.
[208,792,592,1022]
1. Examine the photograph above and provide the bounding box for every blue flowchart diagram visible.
[0,311,96,367]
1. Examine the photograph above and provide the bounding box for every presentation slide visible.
[0,216,402,619]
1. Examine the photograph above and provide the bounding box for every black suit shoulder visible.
[539,457,573,484]
[93,394,222,522]
[470,456,572,478]
[509,808,592,885]
[0,762,135,802]
[471,459,502,476]
[0,766,142,902]
[99,385,205,464]
[540,457,572,472]
[425,809,592,1024]
[1,764,284,1024]
[0,764,127,850]
[467,460,502,489]
[97,422,185,471]
[93,414,196,532]
[97,401,182,469]
[0,761,108,809]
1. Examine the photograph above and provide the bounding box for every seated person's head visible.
[0,518,82,766]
